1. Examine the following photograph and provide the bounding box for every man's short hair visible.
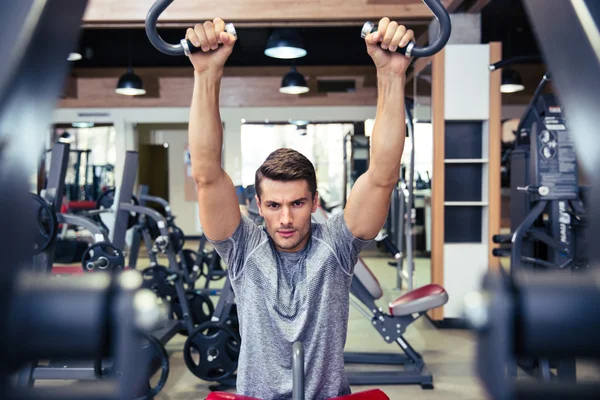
[255,148,317,200]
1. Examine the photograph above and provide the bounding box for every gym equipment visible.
[94,333,170,400]
[145,0,238,56]
[491,68,587,273]
[141,265,177,299]
[144,0,450,59]
[112,150,199,342]
[33,143,119,275]
[361,0,451,58]
[96,188,141,230]
[182,278,240,390]
[82,242,125,272]
[380,101,417,291]
[170,291,215,332]
[31,193,58,255]
[207,342,390,400]
[467,268,600,400]
[470,1,600,399]
[129,186,225,291]
[183,321,241,381]
[312,208,448,388]
[0,0,159,397]
[19,144,169,400]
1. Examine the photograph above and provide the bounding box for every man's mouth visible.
[278,230,296,238]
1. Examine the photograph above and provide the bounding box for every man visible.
[187,17,413,399]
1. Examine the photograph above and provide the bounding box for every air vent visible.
[317,80,356,93]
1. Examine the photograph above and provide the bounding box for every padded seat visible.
[206,389,389,400]
[388,284,448,317]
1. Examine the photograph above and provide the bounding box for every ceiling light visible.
[59,132,74,143]
[115,68,146,96]
[265,29,307,59]
[501,68,525,93]
[71,122,94,128]
[289,119,310,126]
[68,52,82,61]
[280,67,309,95]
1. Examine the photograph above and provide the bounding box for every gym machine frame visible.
[0,1,159,399]
[471,1,600,399]
[113,151,197,342]
[19,144,165,400]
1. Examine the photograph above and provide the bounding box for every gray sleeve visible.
[206,214,267,280]
[324,211,372,275]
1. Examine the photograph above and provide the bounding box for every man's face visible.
[256,178,318,253]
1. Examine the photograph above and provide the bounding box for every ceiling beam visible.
[444,0,468,13]
[82,0,439,26]
[468,0,491,13]
[73,65,378,78]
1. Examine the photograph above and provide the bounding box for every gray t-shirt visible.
[208,212,371,400]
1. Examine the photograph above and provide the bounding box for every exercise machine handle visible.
[292,341,305,400]
[361,0,451,58]
[145,0,237,56]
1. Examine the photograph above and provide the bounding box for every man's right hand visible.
[186,18,236,75]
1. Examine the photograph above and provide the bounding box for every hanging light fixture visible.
[116,68,146,96]
[265,28,307,59]
[501,68,525,93]
[279,66,309,94]
[116,31,146,96]
[67,52,82,61]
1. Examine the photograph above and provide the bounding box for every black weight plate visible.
[31,193,57,255]
[96,188,115,210]
[183,322,240,382]
[207,252,226,281]
[169,225,185,253]
[180,249,205,282]
[171,292,215,336]
[141,265,176,299]
[95,333,170,400]
[96,188,139,229]
[81,241,125,272]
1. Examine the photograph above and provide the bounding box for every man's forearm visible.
[189,70,224,183]
[369,72,407,186]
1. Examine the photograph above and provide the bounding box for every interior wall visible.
[54,106,379,235]
[53,103,528,236]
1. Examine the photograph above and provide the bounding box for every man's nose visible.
[280,206,293,226]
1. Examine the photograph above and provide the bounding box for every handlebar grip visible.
[180,23,237,56]
[492,248,511,257]
[492,234,512,244]
[360,0,451,58]
[361,21,411,56]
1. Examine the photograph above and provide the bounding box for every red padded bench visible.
[206,389,389,400]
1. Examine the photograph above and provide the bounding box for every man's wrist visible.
[376,70,407,86]
[194,68,224,82]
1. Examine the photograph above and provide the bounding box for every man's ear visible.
[255,195,264,217]
[312,191,319,213]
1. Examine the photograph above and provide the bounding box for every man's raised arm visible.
[344,18,415,240]
[187,18,241,241]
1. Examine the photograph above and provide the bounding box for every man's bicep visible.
[197,170,241,242]
[344,172,393,240]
